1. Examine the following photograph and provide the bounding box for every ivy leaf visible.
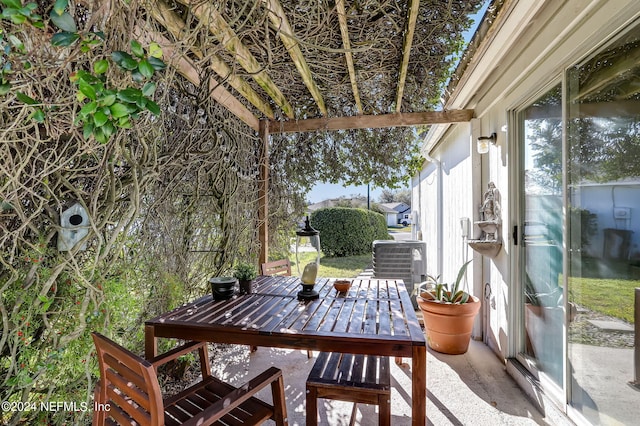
[130,70,144,83]
[78,79,97,101]
[138,59,154,79]
[31,108,45,123]
[52,0,67,16]
[8,34,25,52]
[130,40,144,58]
[93,110,108,127]
[148,42,163,58]
[16,91,37,105]
[111,51,138,70]
[51,32,79,47]
[110,103,129,118]
[117,88,141,104]
[135,95,146,109]
[1,0,22,9]
[49,11,76,32]
[93,126,108,144]
[117,116,131,128]
[79,101,97,117]
[145,99,160,115]
[141,82,156,97]
[82,121,93,139]
[101,121,115,138]
[101,93,116,106]
[0,82,10,95]
[147,56,166,71]
[9,13,26,25]
[93,59,109,74]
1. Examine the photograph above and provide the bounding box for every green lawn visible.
[569,259,640,323]
[291,252,372,279]
[569,276,639,323]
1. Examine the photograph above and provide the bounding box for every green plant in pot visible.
[416,260,480,354]
[234,261,257,295]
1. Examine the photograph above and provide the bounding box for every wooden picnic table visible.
[145,275,427,425]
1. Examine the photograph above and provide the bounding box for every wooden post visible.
[258,119,269,267]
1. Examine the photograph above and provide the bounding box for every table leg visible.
[412,345,426,426]
[145,324,158,359]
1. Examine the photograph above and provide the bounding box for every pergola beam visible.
[269,109,474,133]
[395,0,420,112]
[135,25,260,131]
[178,0,295,118]
[147,0,275,119]
[336,0,363,114]
[263,0,327,116]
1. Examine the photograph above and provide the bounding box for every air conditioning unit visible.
[372,240,427,307]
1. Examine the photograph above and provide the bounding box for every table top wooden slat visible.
[146,275,425,352]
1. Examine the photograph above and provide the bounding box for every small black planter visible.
[209,277,237,300]
[238,279,253,295]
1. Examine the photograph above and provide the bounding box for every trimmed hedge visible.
[311,207,392,257]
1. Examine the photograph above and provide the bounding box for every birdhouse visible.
[57,203,89,251]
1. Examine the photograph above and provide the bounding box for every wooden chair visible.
[260,259,291,276]
[257,259,312,357]
[91,332,288,426]
[306,352,391,426]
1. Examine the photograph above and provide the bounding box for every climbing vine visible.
[0,0,481,423]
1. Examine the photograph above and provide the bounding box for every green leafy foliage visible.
[0,0,43,28]
[421,260,473,304]
[0,0,163,140]
[310,207,391,257]
[71,42,165,143]
[233,261,257,281]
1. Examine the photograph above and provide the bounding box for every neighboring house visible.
[377,204,401,227]
[379,202,412,226]
[412,1,640,426]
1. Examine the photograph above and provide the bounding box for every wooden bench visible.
[306,352,391,426]
[260,259,291,276]
[92,332,288,425]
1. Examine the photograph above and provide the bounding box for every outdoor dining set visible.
[92,272,426,425]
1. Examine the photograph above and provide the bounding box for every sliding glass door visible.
[519,84,564,387]
[566,20,640,425]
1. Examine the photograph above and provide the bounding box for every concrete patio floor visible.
[207,339,566,425]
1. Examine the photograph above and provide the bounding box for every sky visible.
[306,183,385,204]
[305,3,489,205]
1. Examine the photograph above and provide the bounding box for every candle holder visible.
[295,216,320,301]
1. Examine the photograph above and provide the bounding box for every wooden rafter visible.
[177,0,295,118]
[395,0,420,112]
[147,0,274,119]
[262,0,327,116]
[269,109,474,133]
[336,0,363,114]
[135,25,260,131]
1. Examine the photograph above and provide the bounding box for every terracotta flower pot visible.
[417,292,481,354]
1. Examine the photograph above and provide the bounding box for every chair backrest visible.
[261,259,291,276]
[92,332,164,426]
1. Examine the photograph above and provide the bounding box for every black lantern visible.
[295,216,320,300]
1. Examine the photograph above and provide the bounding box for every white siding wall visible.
[413,0,640,360]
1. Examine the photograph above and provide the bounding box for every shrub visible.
[311,208,391,257]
